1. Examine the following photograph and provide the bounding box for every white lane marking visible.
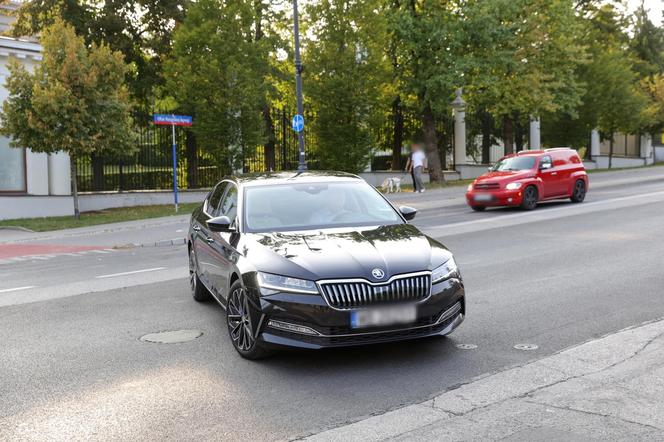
[0,286,36,294]
[95,267,167,279]
[428,189,664,232]
[91,250,110,254]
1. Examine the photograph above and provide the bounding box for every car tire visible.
[226,280,272,360]
[189,246,212,302]
[520,185,538,210]
[570,180,586,203]
[470,205,486,212]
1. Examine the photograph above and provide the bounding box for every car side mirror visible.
[207,215,235,232]
[539,163,552,170]
[399,205,417,221]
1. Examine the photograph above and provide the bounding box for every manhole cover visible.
[140,330,203,344]
[456,343,478,350]
[514,343,539,351]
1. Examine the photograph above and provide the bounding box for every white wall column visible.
[452,88,466,167]
[48,152,71,195]
[529,117,541,150]
[26,148,49,195]
[640,133,653,164]
[590,129,601,158]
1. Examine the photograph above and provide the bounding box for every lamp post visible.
[451,88,466,168]
[293,0,307,172]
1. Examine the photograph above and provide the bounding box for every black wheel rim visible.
[574,182,584,199]
[228,287,254,351]
[188,249,196,292]
[525,188,537,206]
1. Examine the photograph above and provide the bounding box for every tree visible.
[165,0,273,171]
[630,2,664,78]
[475,0,585,153]
[389,1,469,182]
[305,0,391,172]
[0,19,135,218]
[10,0,190,105]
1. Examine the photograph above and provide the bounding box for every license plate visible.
[350,305,417,329]
[473,194,493,202]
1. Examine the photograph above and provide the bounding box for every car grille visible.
[319,273,431,310]
[474,182,500,190]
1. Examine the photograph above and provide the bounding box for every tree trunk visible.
[263,106,276,171]
[515,120,524,152]
[422,103,443,182]
[503,115,515,154]
[609,132,614,169]
[481,111,492,164]
[392,96,404,171]
[70,156,80,220]
[186,130,199,189]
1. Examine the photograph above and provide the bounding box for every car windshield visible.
[243,181,403,232]
[491,156,536,171]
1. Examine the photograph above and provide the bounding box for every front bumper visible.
[252,277,465,349]
[466,189,523,207]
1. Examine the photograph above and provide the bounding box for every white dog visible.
[380,177,402,193]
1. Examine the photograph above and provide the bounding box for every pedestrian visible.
[405,146,417,193]
[410,144,427,193]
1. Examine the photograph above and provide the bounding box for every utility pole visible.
[293,0,307,171]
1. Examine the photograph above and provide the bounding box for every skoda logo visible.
[371,268,385,280]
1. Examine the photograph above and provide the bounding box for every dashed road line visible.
[0,286,36,294]
[95,267,166,279]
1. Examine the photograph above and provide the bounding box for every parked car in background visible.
[188,172,465,359]
[465,148,588,211]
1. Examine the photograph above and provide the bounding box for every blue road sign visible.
[292,114,304,133]
[153,114,193,127]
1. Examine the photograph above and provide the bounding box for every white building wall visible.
[25,149,49,195]
[48,152,71,195]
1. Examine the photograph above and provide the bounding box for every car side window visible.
[217,184,238,221]
[207,183,228,215]
[540,155,552,169]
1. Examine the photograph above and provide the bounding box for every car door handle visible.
[193,225,201,231]
[205,237,215,243]
[551,172,557,175]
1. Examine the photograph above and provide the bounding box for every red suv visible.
[465,148,588,211]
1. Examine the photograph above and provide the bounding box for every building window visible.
[0,136,26,192]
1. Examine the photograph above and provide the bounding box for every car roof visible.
[229,171,363,187]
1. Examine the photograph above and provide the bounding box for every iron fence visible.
[75,106,458,192]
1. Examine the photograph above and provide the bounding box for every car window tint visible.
[207,183,228,214]
[218,185,238,220]
[244,182,403,233]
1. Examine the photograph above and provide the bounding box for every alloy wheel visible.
[523,186,537,209]
[228,287,254,352]
[573,181,585,201]
[189,249,197,292]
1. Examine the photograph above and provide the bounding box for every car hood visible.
[243,223,451,281]
[475,170,534,183]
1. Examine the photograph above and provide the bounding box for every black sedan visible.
[188,171,465,359]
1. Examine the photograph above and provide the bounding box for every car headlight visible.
[506,182,522,190]
[431,257,459,283]
[467,183,473,191]
[257,272,318,294]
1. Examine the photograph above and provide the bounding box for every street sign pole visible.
[153,114,192,213]
[171,122,178,212]
[293,0,306,172]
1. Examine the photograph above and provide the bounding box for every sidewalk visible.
[303,318,664,441]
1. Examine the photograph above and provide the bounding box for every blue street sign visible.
[292,114,304,133]
[153,114,193,127]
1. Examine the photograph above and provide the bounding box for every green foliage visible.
[165,0,276,169]
[305,0,391,172]
[11,0,189,104]
[0,19,135,158]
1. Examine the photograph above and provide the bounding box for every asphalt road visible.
[1,166,664,441]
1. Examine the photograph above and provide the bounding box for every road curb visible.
[300,318,664,441]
